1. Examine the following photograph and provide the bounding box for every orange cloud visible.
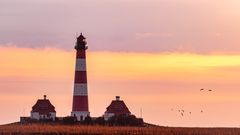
[0,47,75,80]
[1,47,240,83]
[87,52,240,83]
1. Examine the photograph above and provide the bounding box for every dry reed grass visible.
[0,124,240,135]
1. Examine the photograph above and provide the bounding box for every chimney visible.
[116,96,120,101]
[44,95,47,100]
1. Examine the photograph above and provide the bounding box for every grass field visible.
[0,124,240,135]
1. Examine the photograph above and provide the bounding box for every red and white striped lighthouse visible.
[71,33,90,121]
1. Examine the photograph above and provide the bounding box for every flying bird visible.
[208,89,212,92]
[200,88,204,91]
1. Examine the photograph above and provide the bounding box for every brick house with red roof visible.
[104,96,131,120]
[31,95,56,121]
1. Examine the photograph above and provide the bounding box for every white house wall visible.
[31,112,56,121]
[31,112,40,120]
[104,113,115,121]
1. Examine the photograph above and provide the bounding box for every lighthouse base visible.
[71,111,90,121]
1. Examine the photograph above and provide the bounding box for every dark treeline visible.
[21,115,144,127]
[62,115,144,126]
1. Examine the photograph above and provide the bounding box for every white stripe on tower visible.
[75,59,86,71]
[73,84,88,96]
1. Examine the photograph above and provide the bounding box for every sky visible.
[1,0,240,127]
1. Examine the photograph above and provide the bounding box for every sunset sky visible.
[1,0,240,127]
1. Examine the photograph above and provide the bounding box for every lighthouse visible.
[71,33,90,121]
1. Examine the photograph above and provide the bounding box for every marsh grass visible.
[0,124,240,135]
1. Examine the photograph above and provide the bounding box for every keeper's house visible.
[104,96,131,120]
[31,95,56,121]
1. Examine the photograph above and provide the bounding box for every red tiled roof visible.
[105,100,131,115]
[32,99,56,114]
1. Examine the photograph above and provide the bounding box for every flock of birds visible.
[171,108,204,117]
[171,88,213,117]
[200,88,213,92]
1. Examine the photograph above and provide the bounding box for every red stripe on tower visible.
[71,33,90,121]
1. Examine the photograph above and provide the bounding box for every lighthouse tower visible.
[71,33,90,121]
